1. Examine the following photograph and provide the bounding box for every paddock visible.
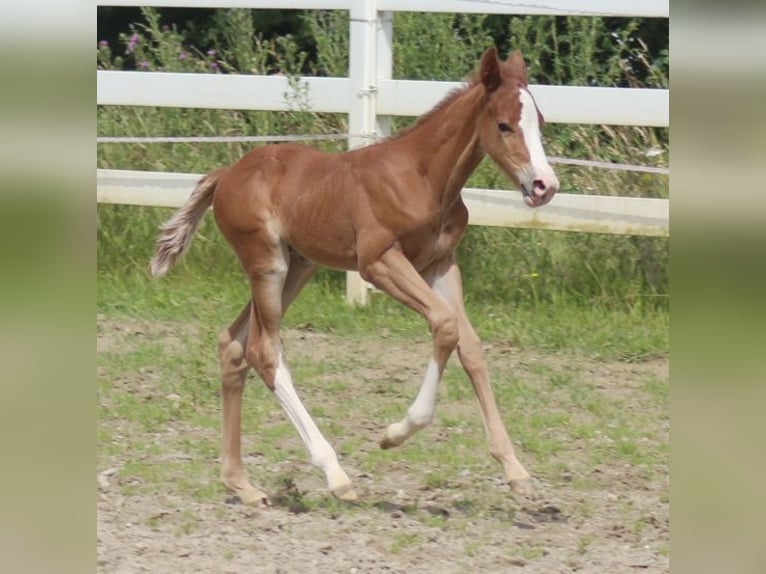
[97,1,668,571]
[97,315,668,572]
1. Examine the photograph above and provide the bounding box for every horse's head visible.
[477,47,559,207]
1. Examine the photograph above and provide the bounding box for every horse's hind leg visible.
[281,249,316,309]
[218,254,316,505]
[218,302,269,505]
[237,242,355,500]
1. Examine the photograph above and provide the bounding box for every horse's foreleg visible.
[361,249,459,450]
[379,357,442,449]
[431,257,535,496]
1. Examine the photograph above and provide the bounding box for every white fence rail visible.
[97,72,669,127]
[98,0,668,18]
[98,169,668,237]
[97,0,669,303]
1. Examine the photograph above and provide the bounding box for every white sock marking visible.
[407,359,440,428]
[384,270,455,445]
[273,355,350,490]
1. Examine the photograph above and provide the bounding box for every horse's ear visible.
[506,50,528,85]
[480,47,502,93]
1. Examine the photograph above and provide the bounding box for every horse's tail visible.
[149,168,225,277]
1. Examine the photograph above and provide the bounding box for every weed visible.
[418,512,448,529]
[423,472,450,491]
[577,534,595,554]
[521,546,546,561]
[270,477,313,514]
[390,533,424,554]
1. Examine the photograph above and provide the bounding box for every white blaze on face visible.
[518,88,558,195]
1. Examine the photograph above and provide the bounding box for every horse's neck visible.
[405,83,486,205]
[442,135,484,209]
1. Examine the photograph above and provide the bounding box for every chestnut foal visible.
[150,47,558,504]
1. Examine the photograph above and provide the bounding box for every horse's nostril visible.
[533,180,546,195]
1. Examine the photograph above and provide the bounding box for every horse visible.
[150,47,559,504]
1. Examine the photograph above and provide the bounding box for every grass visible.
[390,533,425,554]
[97,293,668,501]
[98,263,667,363]
[98,261,668,505]
[521,546,547,561]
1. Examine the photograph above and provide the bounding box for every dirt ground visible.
[97,317,669,573]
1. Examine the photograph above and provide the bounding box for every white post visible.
[345,0,381,305]
[376,10,393,138]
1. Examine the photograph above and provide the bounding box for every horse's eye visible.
[497,122,513,133]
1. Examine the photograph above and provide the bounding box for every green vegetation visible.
[98,8,668,361]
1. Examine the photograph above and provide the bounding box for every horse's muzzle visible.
[522,175,558,207]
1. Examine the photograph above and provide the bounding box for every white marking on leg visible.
[384,358,440,446]
[393,269,452,436]
[273,355,351,492]
[381,269,458,449]
[518,88,559,194]
[406,358,440,427]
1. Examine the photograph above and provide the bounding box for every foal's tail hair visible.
[149,168,225,278]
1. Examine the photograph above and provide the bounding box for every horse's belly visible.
[289,232,358,271]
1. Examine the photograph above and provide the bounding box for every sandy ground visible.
[97,317,668,573]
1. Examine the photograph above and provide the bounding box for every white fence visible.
[97,0,669,303]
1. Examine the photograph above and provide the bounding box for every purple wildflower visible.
[178,51,188,61]
[207,49,216,57]
[210,62,220,72]
[138,60,150,70]
[126,32,140,54]
[98,40,109,49]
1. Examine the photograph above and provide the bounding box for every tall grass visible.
[97,9,668,357]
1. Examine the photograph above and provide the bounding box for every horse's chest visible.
[404,204,468,270]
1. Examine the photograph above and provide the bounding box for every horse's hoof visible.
[332,483,359,502]
[234,487,270,506]
[379,430,403,450]
[509,478,537,497]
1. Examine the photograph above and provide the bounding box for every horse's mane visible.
[381,72,481,143]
